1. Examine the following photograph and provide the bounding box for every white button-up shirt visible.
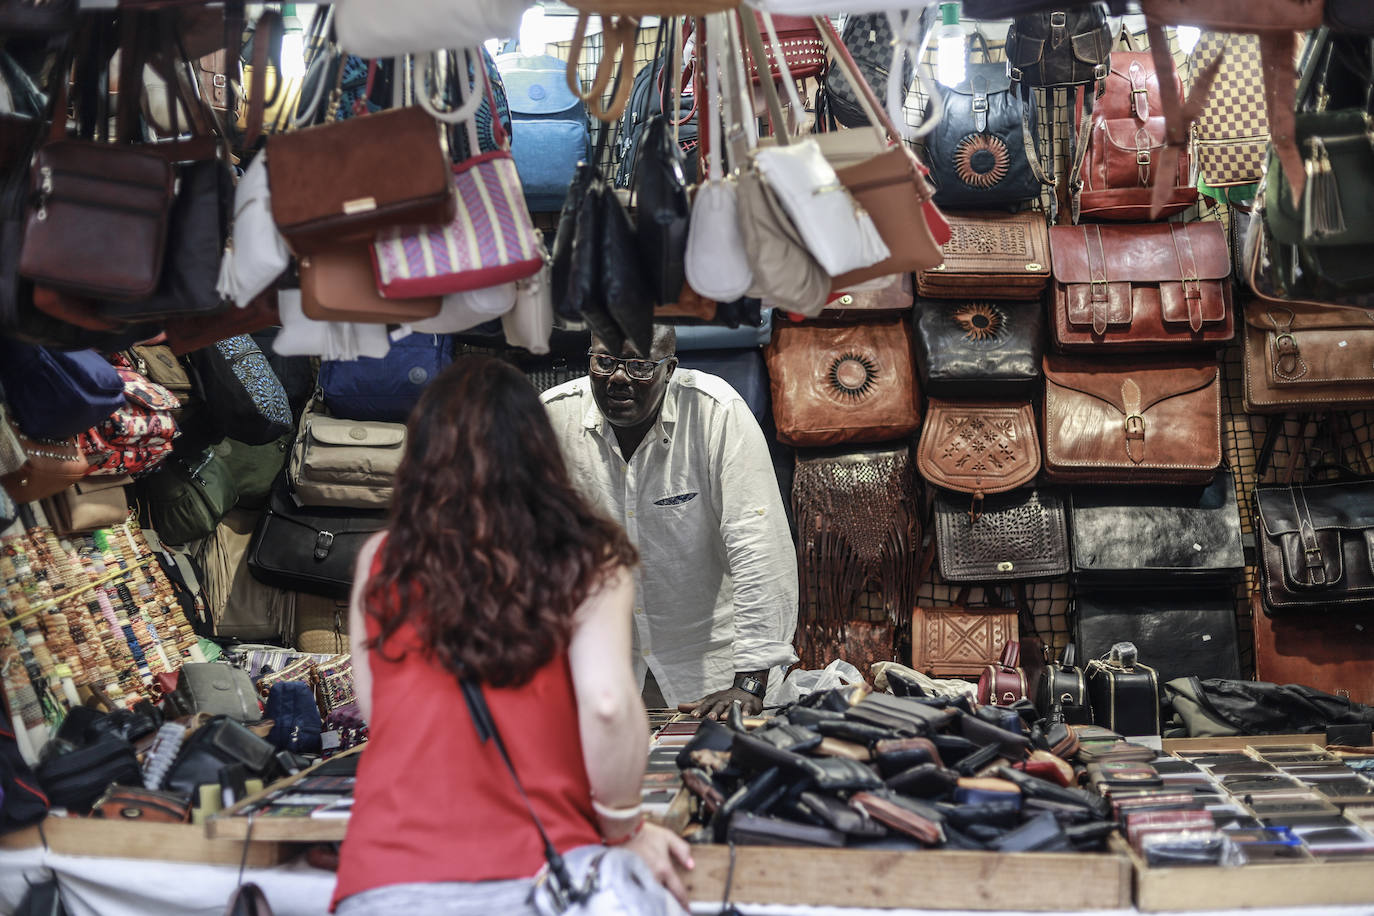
[542,369,799,707]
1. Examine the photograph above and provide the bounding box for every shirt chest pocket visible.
[651,490,703,517]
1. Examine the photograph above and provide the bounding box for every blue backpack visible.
[496,53,590,213]
[319,332,454,423]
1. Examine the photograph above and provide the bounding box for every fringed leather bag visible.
[791,444,921,676]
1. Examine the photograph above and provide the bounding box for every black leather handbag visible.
[1085,643,1161,737]
[926,36,1045,208]
[247,476,387,599]
[1255,479,1374,615]
[823,13,913,129]
[1037,643,1091,723]
[632,115,690,307]
[1069,469,1244,588]
[1075,592,1242,686]
[1005,6,1112,89]
[935,487,1069,582]
[913,297,1044,398]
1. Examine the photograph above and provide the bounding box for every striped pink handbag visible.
[372,51,544,299]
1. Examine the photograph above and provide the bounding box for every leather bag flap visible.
[307,415,406,449]
[1043,356,1218,417]
[917,400,1040,495]
[1050,223,1230,285]
[1243,301,1374,333]
[948,62,1012,97]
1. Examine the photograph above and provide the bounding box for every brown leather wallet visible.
[850,791,945,845]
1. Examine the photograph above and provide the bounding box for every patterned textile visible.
[78,364,180,477]
[1191,32,1269,188]
[215,335,292,431]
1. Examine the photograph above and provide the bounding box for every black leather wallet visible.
[885,762,960,798]
[727,811,847,848]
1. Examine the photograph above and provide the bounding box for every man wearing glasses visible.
[541,327,798,720]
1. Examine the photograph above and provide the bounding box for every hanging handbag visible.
[934,486,1069,583]
[764,317,921,448]
[0,340,125,441]
[913,298,1044,399]
[267,104,453,255]
[320,331,454,423]
[1005,7,1111,90]
[685,16,752,304]
[1070,469,1244,589]
[1190,32,1269,189]
[1037,643,1089,721]
[745,11,827,84]
[372,53,543,299]
[43,476,132,536]
[926,34,1045,209]
[502,253,553,354]
[272,289,393,360]
[823,13,912,131]
[1072,29,1197,222]
[301,244,442,324]
[334,0,528,57]
[1327,1,1374,32]
[1241,301,1374,414]
[1048,222,1233,352]
[183,334,293,446]
[288,399,405,510]
[916,399,1040,509]
[247,476,387,599]
[1042,354,1221,486]
[217,152,290,308]
[1255,479,1374,616]
[138,448,238,546]
[77,365,180,478]
[911,586,1019,679]
[632,114,691,307]
[916,211,1049,300]
[163,290,282,357]
[129,344,197,419]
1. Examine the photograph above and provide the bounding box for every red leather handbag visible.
[748,12,827,83]
[977,640,1029,706]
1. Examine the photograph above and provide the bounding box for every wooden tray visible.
[0,817,285,867]
[207,746,363,843]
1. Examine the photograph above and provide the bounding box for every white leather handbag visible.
[217,152,291,308]
[744,13,889,278]
[685,14,753,303]
[406,283,517,334]
[335,0,530,57]
[502,251,553,354]
[273,290,392,361]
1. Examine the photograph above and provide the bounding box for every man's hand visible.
[678,687,763,720]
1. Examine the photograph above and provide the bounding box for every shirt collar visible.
[579,372,682,441]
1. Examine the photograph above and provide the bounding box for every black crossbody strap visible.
[459,677,586,904]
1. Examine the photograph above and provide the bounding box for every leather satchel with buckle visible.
[1050,222,1233,351]
[1255,479,1374,616]
[1241,301,1374,413]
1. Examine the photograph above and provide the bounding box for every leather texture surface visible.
[267,106,453,254]
[765,318,921,447]
[1251,594,1374,705]
[1255,480,1374,615]
[910,603,1018,678]
[1005,7,1112,88]
[1069,468,1244,587]
[977,641,1028,706]
[1085,658,1161,736]
[830,145,944,289]
[300,245,441,323]
[165,290,280,356]
[1078,50,1197,220]
[1076,592,1242,686]
[1049,222,1233,350]
[917,400,1040,496]
[927,61,1041,208]
[247,477,387,599]
[914,297,1044,398]
[917,211,1050,300]
[1042,353,1221,485]
[820,272,913,320]
[20,140,174,300]
[936,487,1069,582]
[1242,301,1374,413]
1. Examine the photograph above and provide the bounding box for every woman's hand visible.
[623,822,694,909]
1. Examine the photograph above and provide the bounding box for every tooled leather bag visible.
[911,586,1018,679]
[1041,354,1221,485]
[916,400,1040,507]
[916,211,1050,300]
[1069,468,1244,588]
[935,486,1068,583]
[1048,222,1234,352]
[1241,301,1374,414]
[1255,479,1374,616]
[818,272,913,321]
[764,318,921,448]
[1073,33,1197,222]
[977,640,1028,707]
[913,297,1044,399]
[267,106,453,255]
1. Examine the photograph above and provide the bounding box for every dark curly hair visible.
[365,355,637,687]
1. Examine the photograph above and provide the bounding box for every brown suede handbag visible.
[916,211,1049,300]
[299,245,441,324]
[267,106,453,255]
[917,400,1040,508]
[1241,301,1374,414]
[1042,354,1221,485]
[1049,222,1233,352]
[765,318,921,448]
[164,291,281,356]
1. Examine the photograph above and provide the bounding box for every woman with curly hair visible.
[331,356,692,915]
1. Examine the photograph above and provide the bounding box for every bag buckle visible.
[1090,278,1110,301]
[1008,66,1023,83]
[314,530,335,560]
[972,97,988,113]
[1274,332,1299,356]
[1001,691,1018,705]
[1304,545,1324,569]
[1093,63,1108,81]
[1136,148,1152,166]
[1050,11,1067,26]
[1124,414,1145,440]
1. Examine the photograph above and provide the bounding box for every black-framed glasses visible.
[587,350,672,381]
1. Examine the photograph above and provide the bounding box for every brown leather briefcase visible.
[916,211,1050,300]
[1241,300,1374,413]
[1042,354,1221,485]
[1049,222,1233,351]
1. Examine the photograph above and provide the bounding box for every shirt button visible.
[627,510,635,518]
[634,607,644,616]
[640,648,650,657]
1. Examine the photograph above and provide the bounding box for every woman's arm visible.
[346,531,388,724]
[567,564,646,812]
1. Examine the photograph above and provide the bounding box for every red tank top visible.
[331,556,600,910]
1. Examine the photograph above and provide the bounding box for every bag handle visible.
[812,15,890,150]
[1061,642,1077,669]
[968,30,992,63]
[704,14,725,182]
[567,14,638,123]
[1116,23,1137,52]
[999,639,1020,670]
[738,10,792,145]
[758,11,808,137]
[887,9,942,140]
[724,9,759,159]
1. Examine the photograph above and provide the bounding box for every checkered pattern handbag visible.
[1191,32,1269,188]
